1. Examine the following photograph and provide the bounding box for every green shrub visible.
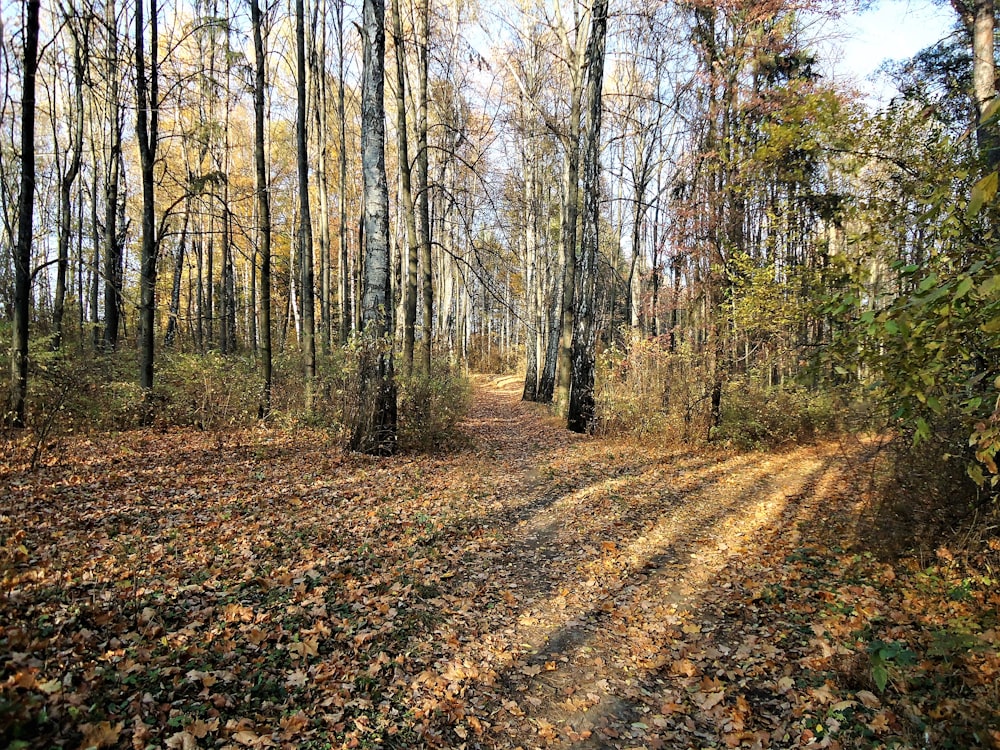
[859,417,984,557]
[154,351,263,429]
[396,366,471,452]
[712,384,841,449]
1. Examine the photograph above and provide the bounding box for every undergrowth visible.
[2,344,470,468]
[594,335,841,448]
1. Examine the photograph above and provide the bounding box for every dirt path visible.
[1,375,874,750]
[423,376,860,749]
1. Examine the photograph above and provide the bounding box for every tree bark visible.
[103,0,123,353]
[9,0,40,427]
[136,0,159,396]
[350,0,397,454]
[53,19,85,351]
[164,199,190,347]
[567,0,607,433]
[251,0,273,417]
[416,0,433,374]
[522,156,540,401]
[296,0,317,410]
[972,0,997,167]
[392,0,419,374]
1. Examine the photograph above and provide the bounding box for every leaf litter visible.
[1,375,997,748]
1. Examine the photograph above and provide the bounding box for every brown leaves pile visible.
[2,379,997,749]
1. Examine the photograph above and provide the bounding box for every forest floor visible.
[2,375,998,750]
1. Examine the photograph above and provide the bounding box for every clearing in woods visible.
[2,376,997,749]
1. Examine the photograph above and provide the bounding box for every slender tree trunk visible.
[567,0,607,433]
[538,265,560,402]
[334,0,351,343]
[554,99,582,415]
[165,199,190,346]
[206,225,214,345]
[296,0,317,410]
[251,0,273,417]
[89,125,100,350]
[103,0,123,352]
[53,22,85,351]
[221,206,235,352]
[973,0,997,167]
[9,0,40,427]
[310,0,332,356]
[522,157,540,401]
[221,6,236,354]
[195,236,204,350]
[136,0,159,396]
[416,0,433,373]
[350,0,397,454]
[392,0,419,375]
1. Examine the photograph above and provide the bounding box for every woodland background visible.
[2,1,1000,747]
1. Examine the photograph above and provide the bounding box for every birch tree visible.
[350,0,398,454]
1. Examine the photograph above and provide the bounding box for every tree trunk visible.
[221,6,236,354]
[89,122,100,350]
[164,199,190,347]
[251,0,273,417]
[973,0,997,167]
[308,0,333,356]
[567,0,607,433]
[335,0,351,343]
[392,0,419,374]
[522,157,540,401]
[554,94,582,416]
[53,19,85,351]
[350,0,398,454]
[136,0,159,396]
[9,0,40,427]
[103,0,123,352]
[296,0,317,411]
[538,265,560,402]
[416,0,433,374]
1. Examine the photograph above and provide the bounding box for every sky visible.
[817,0,958,105]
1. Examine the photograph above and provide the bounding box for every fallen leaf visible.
[165,731,197,750]
[79,721,123,749]
[700,691,726,710]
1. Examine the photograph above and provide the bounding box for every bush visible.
[396,366,471,452]
[154,351,263,429]
[594,333,842,448]
[594,335,715,441]
[713,383,841,449]
[859,418,987,558]
[4,335,470,458]
[594,336,673,437]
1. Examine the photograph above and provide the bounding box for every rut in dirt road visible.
[435,376,859,749]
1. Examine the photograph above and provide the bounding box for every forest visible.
[1,0,999,747]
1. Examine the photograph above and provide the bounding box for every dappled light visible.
[4,377,995,749]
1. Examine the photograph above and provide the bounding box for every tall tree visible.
[9,0,40,427]
[949,0,997,166]
[392,0,420,374]
[334,0,352,343]
[416,0,433,374]
[567,0,607,433]
[102,0,124,353]
[296,0,317,410]
[350,0,397,454]
[251,0,273,416]
[136,0,159,394]
[52,14,86,350]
